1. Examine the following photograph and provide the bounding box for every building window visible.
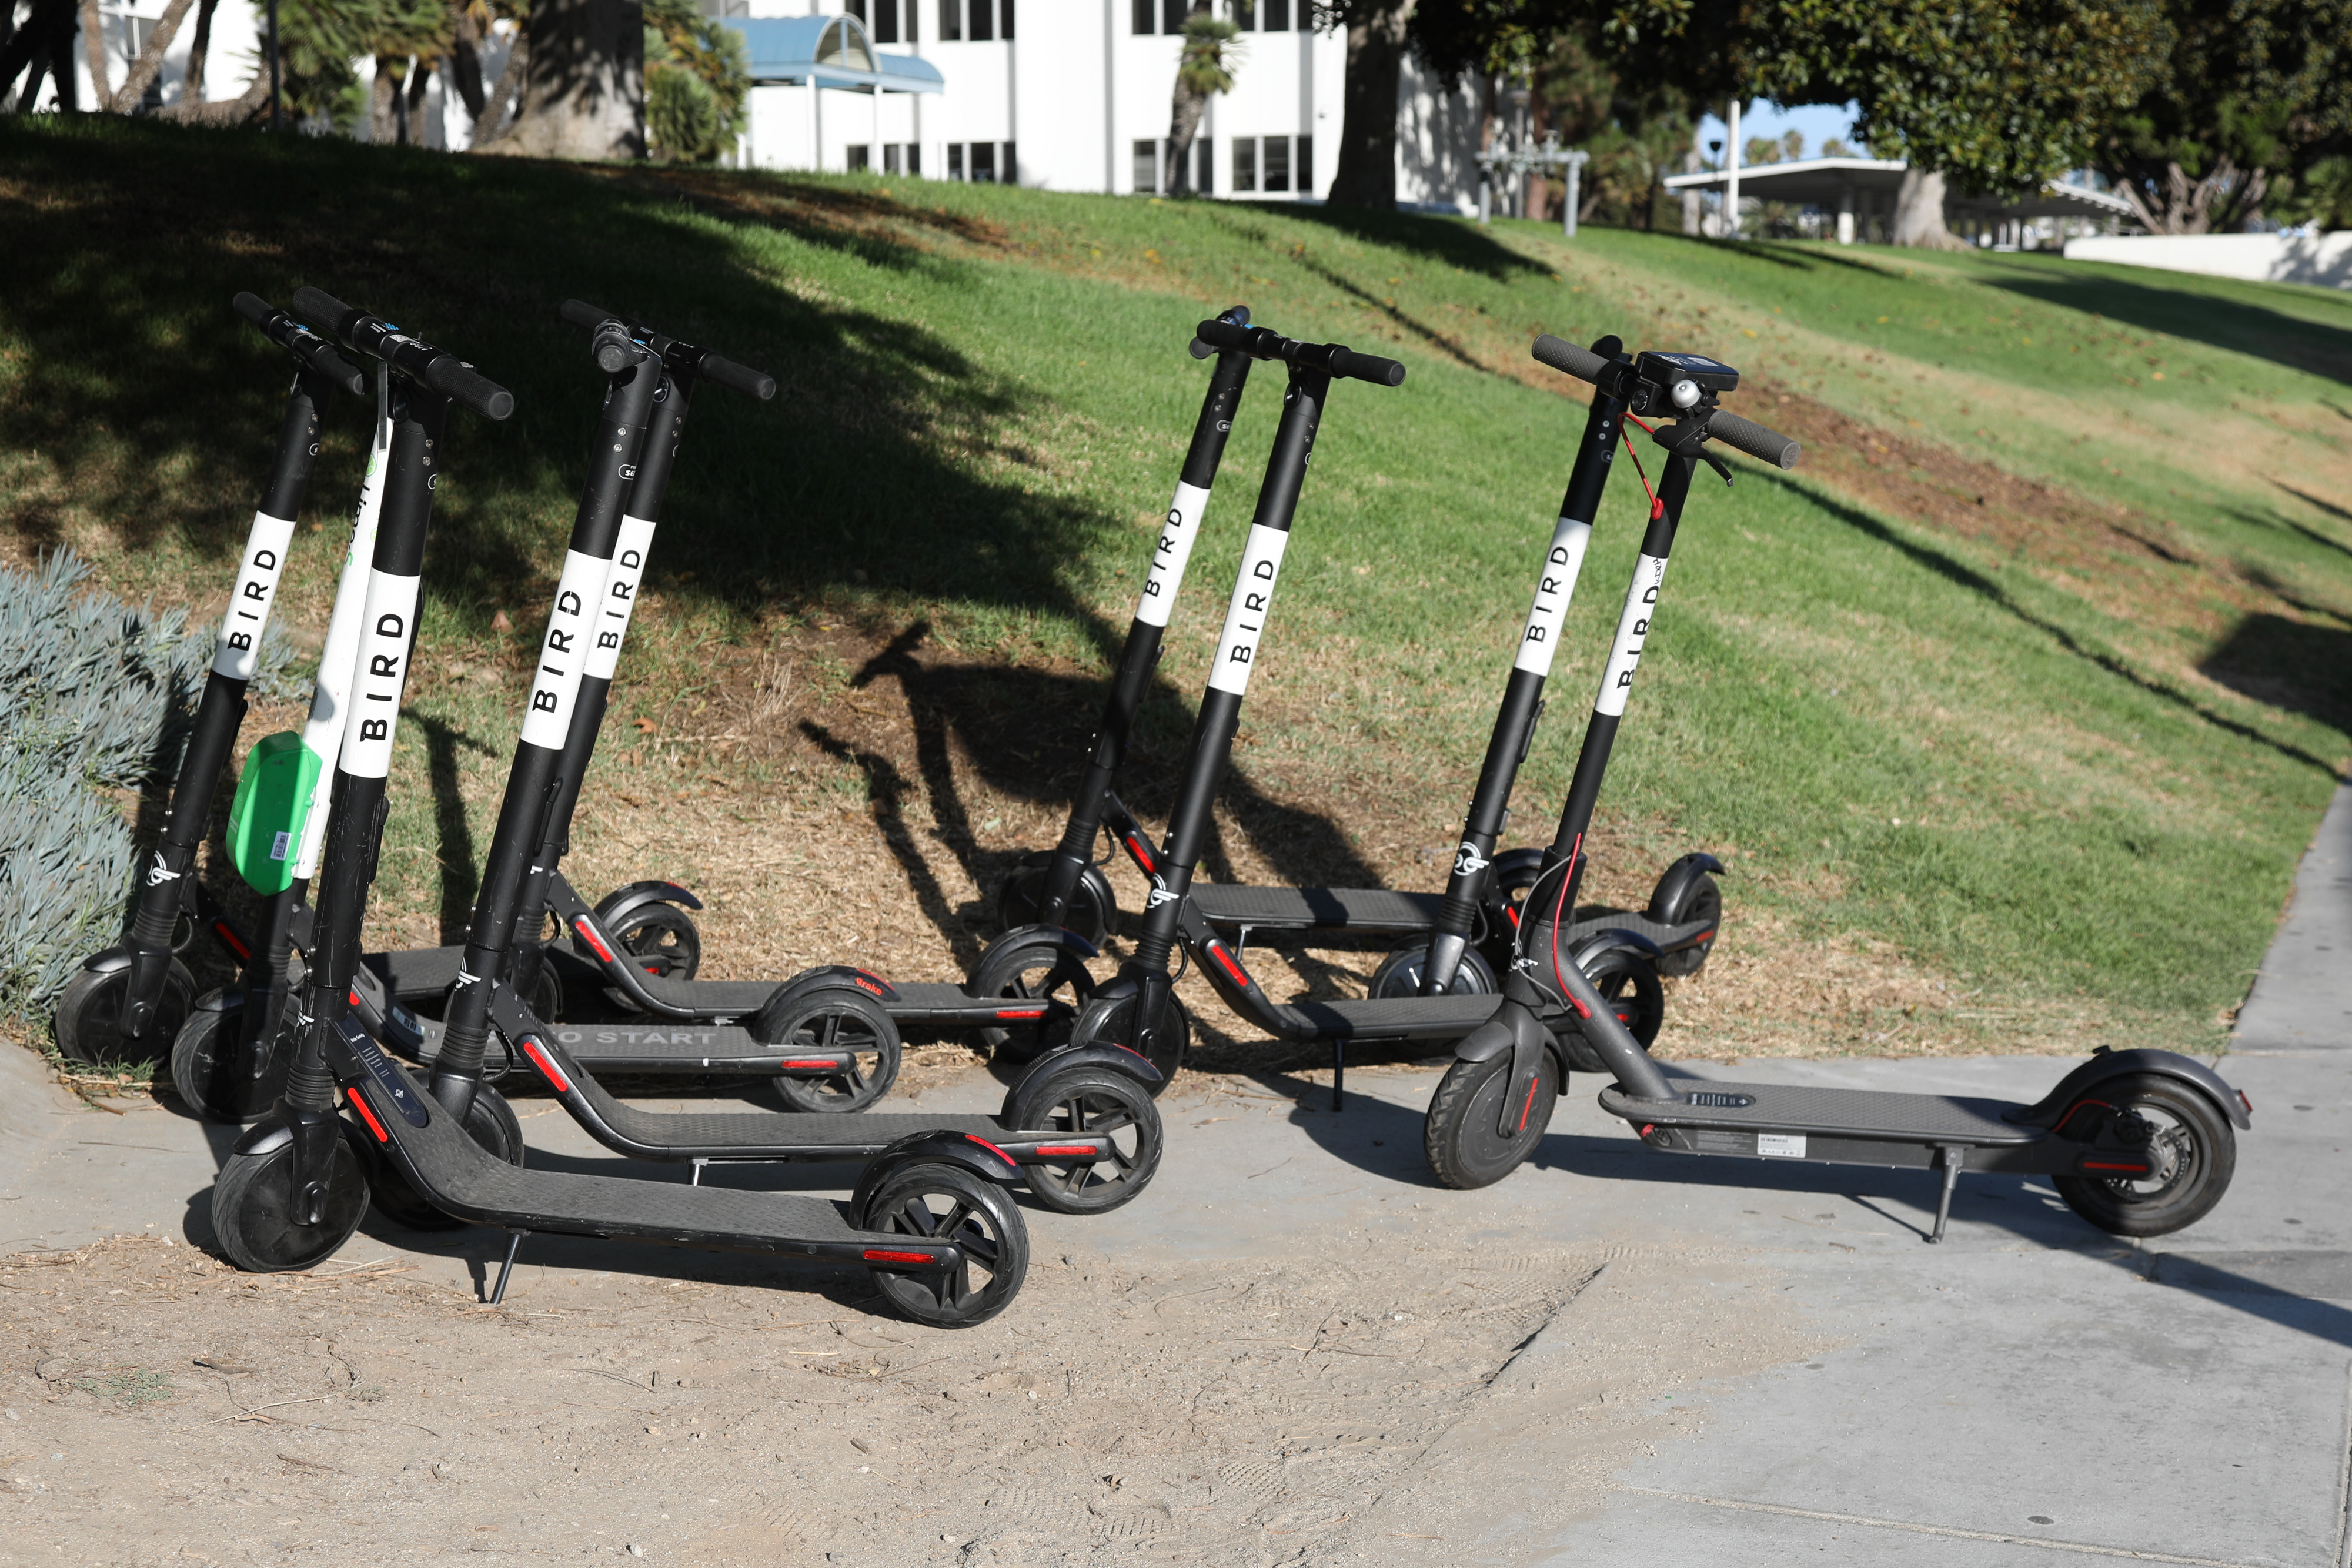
[1132,0,1153,32]
[1001,141,1017,183]
[1232,136,1255,192]
[1231,0,1255,26]
[884,143,902,174]
[970,141,997,182]
[1133,138,1158,194]
[968,0,993,40]
[1194,137,1212,195]
[1000,0,1013,37]
[847,143,871,171]
[844,0,864,19]
[871,0,897,42]
[1162,0,1186,29]
[939,0,960,39]
[1295,134,1312,195]
[1264,134,1289,192]
[906,143,921,175]
[948,142,965,179]
[1264,0,1288,28]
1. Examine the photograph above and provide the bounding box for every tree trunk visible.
[449,8,487,121]
[80,0,108,110]
[159,57,265,122]
[1891,166,1962,249]
[405,54,430,143]
[181,0,218,103]
[106,0,194,112]
[489,0,643,161]
[372,56,400,142]
[471,28,527,145]
[1326,0,1411,210]
[0,0,76,105]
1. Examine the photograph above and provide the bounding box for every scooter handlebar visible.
[292,285,514,420]
[1188,302,1251,360]
[559,299,778,400]
[1530,332,1611,385]
[1706,409,1802,470]
[1194,318,1405,386]
[235,291,366,397]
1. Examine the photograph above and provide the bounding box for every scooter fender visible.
[987,922,1102,963]
[2016,1048,2252,1132]
[997,1042,1164,1122]
[851,1130,1025,1216]
[1455,1001,1566,1141]
[233,1114,294,1156]
[1068,974,1143,1051]
[79,945,134,977]
[590,880,705,929]
[762,965,903,1014]
[1645,852,1725,924]
[193,985,246,1014]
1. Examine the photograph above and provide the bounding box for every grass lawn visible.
[5,114,2350,1062]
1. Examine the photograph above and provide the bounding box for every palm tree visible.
[1165,5,1241,197]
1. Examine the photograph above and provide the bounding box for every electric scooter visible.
[1422,335,2249,1243]
[356,300,1161,1217]
[212,289,1029,1328]
[52,293,367,1072]
[988,332,1716,1035]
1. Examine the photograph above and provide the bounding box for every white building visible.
[9,0,1480,210]
[723,0,1481,209]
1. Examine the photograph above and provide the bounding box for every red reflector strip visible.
[780,1058,840,1070]
[863,1249,937,1265]
[967,1135,1013,1161]
[995,1007,1046,1020]
[1033,1144,1098,1158]
[520,1038,572,1093]
[1516,1074,1540,1132]
[1125,835,1154,871]
[348,989,360,1007]
[1639,1124,1655,1138]
[1208,945,1250,987]
[1692,930,1716,943]
[214,922,253,961]
[343,1088,390,1144]
[2082,1161,2151,1172]
[573,917,616,962]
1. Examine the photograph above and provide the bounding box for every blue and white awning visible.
[724,15,944,92]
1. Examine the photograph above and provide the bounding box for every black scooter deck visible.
[1188,882,1709,951]
[1264,992,1504,1042]
[631,976,1027,1029]
[1598,1079,2042,1170]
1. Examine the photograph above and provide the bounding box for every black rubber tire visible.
[1004,1066,1164,1215]
[1653,874,1723,978]
[1367,941,1499,1000]
[970,935,1099,1066]
[171,998,290,1124]
[994,854,1116,948]
[1579,942,1666,1049]
[593,901,701,1010]
[2052,1073,2237,1238]
[858,1162,1029,1328]
[1424,1048,1560,1191]
[212,1137,370,1273]
[362,1085,525,1232]
[758,989,902,1114]
[54,959,196,1069]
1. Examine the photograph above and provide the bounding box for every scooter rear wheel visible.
[1652,874,1723,978]
[2052,1073,2236,1237]
[970,935,1098,1066]
[760,990,901,1114]
[360,1086,526,1232]
[171,999,290,1124]
[1423,1049,1559,1191]
[54,959,196,1069]
[212,1138,370,1273]
[594,901,701,1011]
[1578,940,1666,1049]
[858,1162,1030,1328]
[1005,1066,1163,1215]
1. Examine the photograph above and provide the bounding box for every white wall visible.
[2063,231,2352,290]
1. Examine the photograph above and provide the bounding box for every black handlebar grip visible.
[1707,409,1801,469]
[1189,339,1214,360]
[558,299,606,333]
[233,291,275,329]
[1531,333,1610,384]
[1330,346,1406,387]
[237,290,365,395]
[1195,317,1249,352]
[423,357,516,421]
[290,284,353,334]
[695,351,776,400]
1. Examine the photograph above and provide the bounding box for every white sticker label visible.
[211,511,299,680]
[339,570,420,780]
[518,548,610,751]
[1756,1132,1808,1159]
[292,425,390,878]
[1134,480,1210,628]
[1593,552,1669,718]
[1511,515,1594,676]
[1205,523,1290,696]
[583,515,656,681]
[271,830,293,862]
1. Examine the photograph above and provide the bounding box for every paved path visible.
[2234,783,2352,1054]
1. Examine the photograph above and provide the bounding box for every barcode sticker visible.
[1756,1132,1807,1159]
[271,831,292,862]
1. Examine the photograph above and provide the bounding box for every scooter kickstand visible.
[489,1229,530,1305]
[1929,1147,1966,1245]
[1331,1039,1345,1112]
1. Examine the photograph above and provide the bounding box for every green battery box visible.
[225,730,322,895]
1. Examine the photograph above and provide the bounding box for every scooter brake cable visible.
[1621,419,1666,521]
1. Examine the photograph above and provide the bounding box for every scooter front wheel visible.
[212,1138,370,1272]
[1367,941,1498,999]
[54,959,196,1069]
[2052,1073,2236,1237]
[759,989,901,1114]
[360,1086,525,1232]
[1005,1065,1163,1215]
[1423,1048,1559,1191]
[171,1000,289,1124]
[858,1161,1030,1328]
[970,934,1097,1066]
[994,854,1117,948]
[1068,992,1188,1095]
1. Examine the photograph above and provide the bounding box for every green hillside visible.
[6,114,2350,1058]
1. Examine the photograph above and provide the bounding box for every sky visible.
[1693,100,1863,162]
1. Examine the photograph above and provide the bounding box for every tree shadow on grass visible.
[1970,262,2352,386]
